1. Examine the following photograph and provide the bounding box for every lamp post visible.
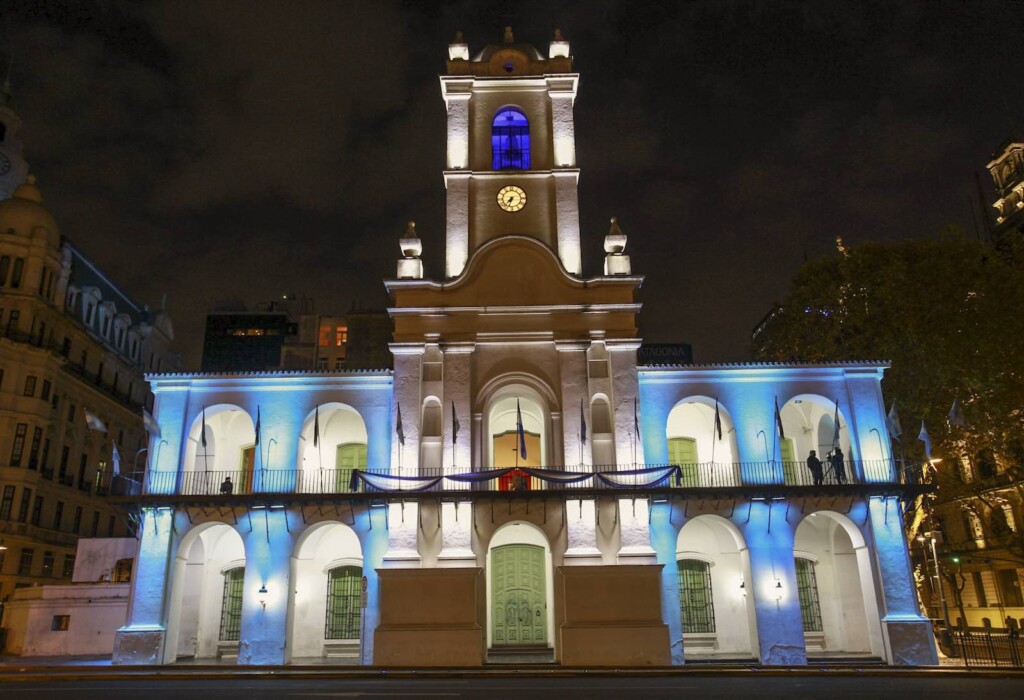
[924,530,952,647]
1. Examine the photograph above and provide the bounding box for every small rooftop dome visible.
[0,174,60,243]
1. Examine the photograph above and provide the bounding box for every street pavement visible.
[0,669,1023,699]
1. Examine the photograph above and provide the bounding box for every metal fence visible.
[947,630,1023,667]
[116,458,907,498]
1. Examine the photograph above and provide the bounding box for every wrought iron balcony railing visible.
[114,458,911,498]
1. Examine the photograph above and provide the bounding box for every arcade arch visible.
[666,398,739,487]
[183,405,256,494]
[675,515,756,658]
[164,522,245,663]
[287,522,364,662]
[779,396,853,485]
[296,403,368,493]
[793,511,884,657]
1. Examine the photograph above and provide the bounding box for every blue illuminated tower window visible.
[492,108,530,170]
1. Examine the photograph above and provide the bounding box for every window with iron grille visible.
[41,551,54,577]
[61,554,75,579]
[17,487,31,523]
[10,423,27,466]
[31,495,43,526]
[18,547,34,575]
[219,567,245,642]
[795,557,823,632]
[677,559,715,634]
[27,427,42,469]
[325,565,362,640]
[491,108,530,170]
[0,485,14,520]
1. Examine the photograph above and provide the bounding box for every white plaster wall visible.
[71,538,137,582]
[2,584,128,656]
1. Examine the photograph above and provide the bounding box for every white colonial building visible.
[112,28,937,667]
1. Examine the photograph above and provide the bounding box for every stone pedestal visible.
[374,567,484,666]
[883,618,939,666]
[558,565,669,666]
[113,626,165,665]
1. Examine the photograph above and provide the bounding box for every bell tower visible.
[987,138,1024,239]
[440,28,581,278]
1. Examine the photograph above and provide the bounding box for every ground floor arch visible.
[794,511,885,658]
[287,521,364,661]
[164,522,246,663]
[485,521,555,651]
[676,514,757,659]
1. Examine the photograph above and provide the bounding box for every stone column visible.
[867,496,939,665]
[390,344,424,473]
[617,498,657,564]
[739,501,806,665]
[608,340,645,467]
[564,498,602,565]
[236,509,296,665]
[113,507,178,664]
[557,341,589,468]
[443,343,474,474]
[650,501,684,664]
[437,501,475,567]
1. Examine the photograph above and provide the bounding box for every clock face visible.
[0,153,10,176]
[497,185,526,212]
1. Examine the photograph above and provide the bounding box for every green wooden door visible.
[669,437,699,486]
[336,443,367,492]
[491,544,546,646]
[780,438,797,484]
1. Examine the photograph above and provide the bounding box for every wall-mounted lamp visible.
[739,580,746,597]
[775,579,783,601]
[258,584,268,610]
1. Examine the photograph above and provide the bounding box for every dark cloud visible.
[5,0,1022,366]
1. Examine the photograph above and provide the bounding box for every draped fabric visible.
[349,465,682,492]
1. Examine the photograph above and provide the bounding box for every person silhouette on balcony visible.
[807,450,824,486]
[220,476,234,494]
[832,447,847,484]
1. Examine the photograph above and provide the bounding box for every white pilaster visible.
[564,498,602,565]
[444,172,470,278]
[617,498,656,564]
[437,502,475,566]
[383,502,421,567]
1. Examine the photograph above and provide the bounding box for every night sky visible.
[4,1,1021,368]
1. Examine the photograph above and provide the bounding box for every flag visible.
[451,400,459,446]
[200,407,207,448]
[313,404,320,447]
[634,397,640,440]
[84,409,107,433]
[580,399,588,446]
[254,406,261,447]
[832,398,841,450]
[774,397,785,440]
[143,408,161,438]
[111,441,121,477]
[948,397,966,429]
[713,398,723,441]
[918,420,932,460]
[516,399,527,459]
[396,403,405,446]
[886,401,902,440]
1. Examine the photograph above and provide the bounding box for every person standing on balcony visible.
[807,450,824,486]
[220,476,234,494]
[832,447,847,484]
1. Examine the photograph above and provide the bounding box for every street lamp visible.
[920,530,952,646]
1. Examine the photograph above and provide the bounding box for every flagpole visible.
[578,432,582,467]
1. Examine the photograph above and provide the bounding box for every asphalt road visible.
[1,675,1022,700]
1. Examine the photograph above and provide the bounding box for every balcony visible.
[58,473,75,487]
[112,459,926,503]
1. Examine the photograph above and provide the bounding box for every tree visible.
[754,231,1024,562]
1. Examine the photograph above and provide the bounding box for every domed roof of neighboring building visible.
[0,174,60,243]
